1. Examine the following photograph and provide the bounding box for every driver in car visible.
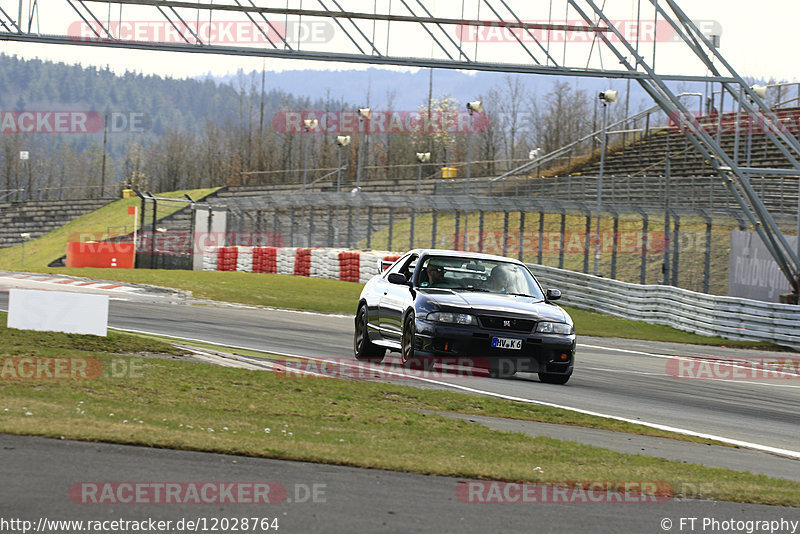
[423,259,447,287]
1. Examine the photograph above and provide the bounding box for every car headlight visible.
[536,322,573,334]
[427,311,477,325]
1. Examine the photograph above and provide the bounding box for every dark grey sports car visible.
[353,249,575,383]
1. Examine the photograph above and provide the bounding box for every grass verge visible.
[30,268,783,350]
[1,321,798,506]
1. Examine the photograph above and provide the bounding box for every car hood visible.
[419,289,568,323]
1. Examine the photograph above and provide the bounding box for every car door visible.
[378,254,417,341]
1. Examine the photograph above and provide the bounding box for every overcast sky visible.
[0,1,796,82]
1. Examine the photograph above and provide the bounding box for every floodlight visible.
[599,90,618,103]
[751,85,767,99]
[466,101,483,113]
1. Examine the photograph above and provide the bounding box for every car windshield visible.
[417,256,544,299]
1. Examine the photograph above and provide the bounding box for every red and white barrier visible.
[201,246,400,284]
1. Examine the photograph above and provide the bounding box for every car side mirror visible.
[387,273,411,286]
[546,288,562,301]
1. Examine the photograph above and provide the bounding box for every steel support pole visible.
[593,101,609,276]
[336,147,342,193]
[466,112,474,196]
[302,132,309,191]
[356,125,364,191]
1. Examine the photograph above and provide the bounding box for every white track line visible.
[114,327,800,460]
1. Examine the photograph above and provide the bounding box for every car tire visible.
[538,371,572,385]
[354,305,385,362]
[400,312,422,369]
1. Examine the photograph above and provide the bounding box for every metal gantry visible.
[1,0,798,293]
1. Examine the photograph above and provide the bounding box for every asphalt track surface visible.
[1,281,798,532]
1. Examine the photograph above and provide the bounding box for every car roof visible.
[408,249,525,265]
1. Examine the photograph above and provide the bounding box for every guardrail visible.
[528,264,800,351]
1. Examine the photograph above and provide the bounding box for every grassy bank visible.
[0,188,218,271]
[0,321,797,506]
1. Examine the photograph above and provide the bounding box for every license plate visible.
[492,337,522,350]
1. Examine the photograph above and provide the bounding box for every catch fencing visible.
[528,264,800,350]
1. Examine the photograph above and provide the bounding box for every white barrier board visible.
[7,289,109,336]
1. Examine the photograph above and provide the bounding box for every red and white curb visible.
[203,246,401,284]
[0,273,144,293]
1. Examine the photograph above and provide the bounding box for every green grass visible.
[0,188,219,271]
[59,269,364,315]
[35,269,780,349]
[1,321,798,506]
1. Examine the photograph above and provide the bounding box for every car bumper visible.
[413,318,575,374]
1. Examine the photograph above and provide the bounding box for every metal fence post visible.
[388,207,394,251]
[289,208,296,247]
[462,213,469,251]
[431,210,438,249]
[346,207,353,249]
[558,209,566,270]
[454,211,460,250]
[366,206,373,249]
[699,209,712,294]
[151,198,157,269]
[581,205,591,274]
[609,206,619,280]
[409,206,415,250]
[671,209,681,287]
[273,209,280,247]
[478,210,484,253]
[308,206,315,248]
[537,211,544,265]
[327,206,334,248]
[502,211,509,257]
[636,208,649,285]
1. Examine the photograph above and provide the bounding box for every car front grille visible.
[479,316,535,333]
